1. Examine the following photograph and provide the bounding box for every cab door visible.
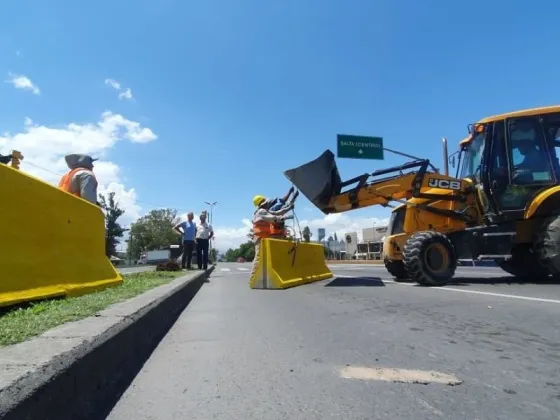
[499,116,555,217]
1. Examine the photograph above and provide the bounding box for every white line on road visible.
[237,267,249,271]
[432,286,560,304]
[333,275,560,304]
[220,268,231,272]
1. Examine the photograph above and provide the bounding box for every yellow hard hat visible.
[253,195,266,207]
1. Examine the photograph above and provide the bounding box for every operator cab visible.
[454,107,560,220]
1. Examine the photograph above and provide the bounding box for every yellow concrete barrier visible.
[0,164,122,307]
[250,239,332,289]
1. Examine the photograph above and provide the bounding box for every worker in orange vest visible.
[58,154,99,204]
[253,187,299,239]
[250,197,294,279]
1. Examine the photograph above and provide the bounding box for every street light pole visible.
[205,201,218,261]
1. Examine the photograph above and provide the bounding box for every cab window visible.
[388,207,405,235]
[507,118,553,184]
[496,117,555,210]
[460,131,486,181]
[542,113,560,179]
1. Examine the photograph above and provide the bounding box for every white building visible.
[344,232,358,256]
[362,225,388,243]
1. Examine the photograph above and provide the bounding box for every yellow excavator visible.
[284,105,560,286]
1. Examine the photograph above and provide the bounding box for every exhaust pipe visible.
[442,137,449,176]
[284,150,342,214]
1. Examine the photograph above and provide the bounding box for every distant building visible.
[362,226,388,243]
[344,232,358,257]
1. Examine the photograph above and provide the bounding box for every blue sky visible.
[1,0,558,251]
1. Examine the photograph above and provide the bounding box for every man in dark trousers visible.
[195,212,214,270]
[173,212,197,270]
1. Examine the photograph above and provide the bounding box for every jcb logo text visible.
[428,178,461,190]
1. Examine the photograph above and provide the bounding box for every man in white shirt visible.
[196,212,214,270]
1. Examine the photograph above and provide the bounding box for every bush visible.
[156,260,181,272]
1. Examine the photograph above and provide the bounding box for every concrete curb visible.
[0,266,215,420]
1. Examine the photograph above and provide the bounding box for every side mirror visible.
[450,155,456,169]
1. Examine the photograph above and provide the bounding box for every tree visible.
[327,235,334,242]
[223,241,256,262]
[127,208,180,260]
[334,232,338,242]
[238,241,255,261]
[210,248,218,263]
[224,248,237,262]
[99,192,126,257]
[302,226,312,242]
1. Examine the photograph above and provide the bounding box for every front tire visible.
[384,259,408,282]
[403,231,457,287]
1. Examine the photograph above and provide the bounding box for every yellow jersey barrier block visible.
[0,164,122,307]
[250,239,332,289]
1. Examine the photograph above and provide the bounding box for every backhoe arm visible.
[284,149,471,215]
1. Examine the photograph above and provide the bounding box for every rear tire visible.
[384,259,408,281]
[534,215,560,276]
[403,231,457,287]
[496,246,548,279]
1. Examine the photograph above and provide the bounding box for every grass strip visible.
[0,271,185,347]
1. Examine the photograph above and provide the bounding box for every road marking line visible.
[340,366,462,386]
[237,267,249,271]
[432,286,560,304]
[334,275,560,303]
[220,268,231,272]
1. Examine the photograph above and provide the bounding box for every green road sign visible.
[337,134,384,160]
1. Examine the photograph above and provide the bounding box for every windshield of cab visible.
[459,132,486,180]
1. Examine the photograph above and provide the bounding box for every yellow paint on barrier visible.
[0,164,122,307]
[250,239,332,289]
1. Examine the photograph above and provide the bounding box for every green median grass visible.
[0,270,185,347]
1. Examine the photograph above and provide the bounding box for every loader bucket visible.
[284,149,342,214]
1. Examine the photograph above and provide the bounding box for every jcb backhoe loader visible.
[284,105,560,286]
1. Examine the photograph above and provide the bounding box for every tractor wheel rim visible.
[423,243,448,274]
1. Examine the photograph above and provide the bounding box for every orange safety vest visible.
[58,168,96,197]
[253,208,273,239]
[269,220,287,238]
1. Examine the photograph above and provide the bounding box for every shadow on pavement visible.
[448,276,560,286]
[326,276,385,287]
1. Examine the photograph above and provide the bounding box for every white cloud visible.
[118,88,133,101]
[105,78,134,101]
[0,112,157,224]
[6,73,40,95]
[104,78,121,90]
[296,213,390,242]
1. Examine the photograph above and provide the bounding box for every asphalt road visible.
[107,262,560,420]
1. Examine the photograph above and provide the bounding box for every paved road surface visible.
[107,262,560,420]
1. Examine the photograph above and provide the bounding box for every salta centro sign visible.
[336,134,384,160]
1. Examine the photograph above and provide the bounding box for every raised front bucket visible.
[284,150,342,214]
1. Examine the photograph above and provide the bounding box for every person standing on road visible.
[196,212,214,270]
[58,154,99,205]
[173,212,197,270]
